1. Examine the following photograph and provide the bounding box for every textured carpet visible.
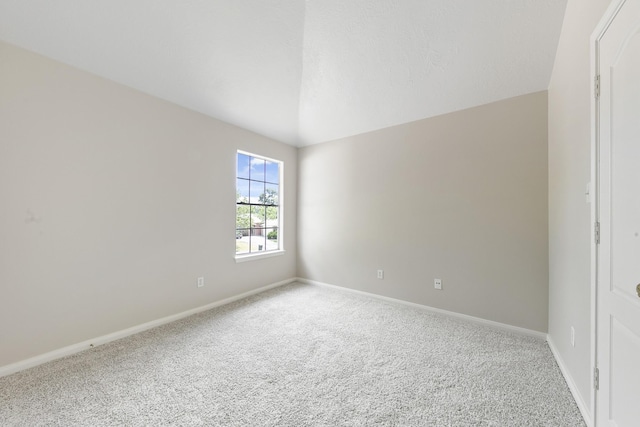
[0,282,585,426]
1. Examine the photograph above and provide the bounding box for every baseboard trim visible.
[547,336,592,427]
[296,278,547,340]
[0,277,296,378]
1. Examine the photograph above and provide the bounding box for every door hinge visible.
[595,221,600,245]
[594,75,600,100]
[594,367,600,390]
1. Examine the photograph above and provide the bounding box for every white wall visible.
[0,41,297,368]
[547,0,610,417]
[298,92,549,332]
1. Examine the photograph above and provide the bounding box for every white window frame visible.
[235,150,284,262]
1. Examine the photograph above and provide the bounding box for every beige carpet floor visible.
[0,282,585,426]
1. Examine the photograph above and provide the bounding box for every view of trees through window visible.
[236,152,281,255]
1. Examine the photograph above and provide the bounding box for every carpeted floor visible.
[0,282,585,426]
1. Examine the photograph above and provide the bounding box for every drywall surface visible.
[547,0,610,416]
[0,0,306,145]
[0,41,297,367]
[297,92,549,332]
[0,0,567,146]
[298,0,566,145]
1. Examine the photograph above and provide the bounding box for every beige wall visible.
[0,41,297,367]
[547,0,610,416]
[1,0,612,396]
[298,92,549,332]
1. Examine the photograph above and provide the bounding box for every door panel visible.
[611,27,640,302]
[597,0,640,425]
[610,317,640,426]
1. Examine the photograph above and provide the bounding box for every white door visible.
[596,0,640,425]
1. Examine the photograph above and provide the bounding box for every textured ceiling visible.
[0,0,567,146]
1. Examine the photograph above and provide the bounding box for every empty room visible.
[1,0,639,426]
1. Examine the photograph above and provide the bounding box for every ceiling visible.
[0,0,567,146]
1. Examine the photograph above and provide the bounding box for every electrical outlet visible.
[571,326,575,347]
[197,277,205,288]
[377,270,384,279]
[434,278,442,290]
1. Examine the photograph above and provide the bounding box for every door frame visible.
[590,0,629,425]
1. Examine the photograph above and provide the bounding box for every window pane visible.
[250,180,265,204]
[265,206,278,228]
[266,227,278,250]
[237,153,250,179]
[236,205,251,230]
[250,231,267,252]
[250,158,265,181]
[265,183,278,205]
[251,205,266,228]
[236,229,249,254]
[265,161,279,184]
[236,179,249,203]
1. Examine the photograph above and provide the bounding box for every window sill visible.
[235,250,285,263]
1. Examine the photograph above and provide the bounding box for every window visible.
[236,151,282,256]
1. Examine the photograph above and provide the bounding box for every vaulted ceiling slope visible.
[0,0,567,146]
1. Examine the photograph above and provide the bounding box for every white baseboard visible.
[296,278,547,340]
[547,336,592,427]
[0,277,296,378]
